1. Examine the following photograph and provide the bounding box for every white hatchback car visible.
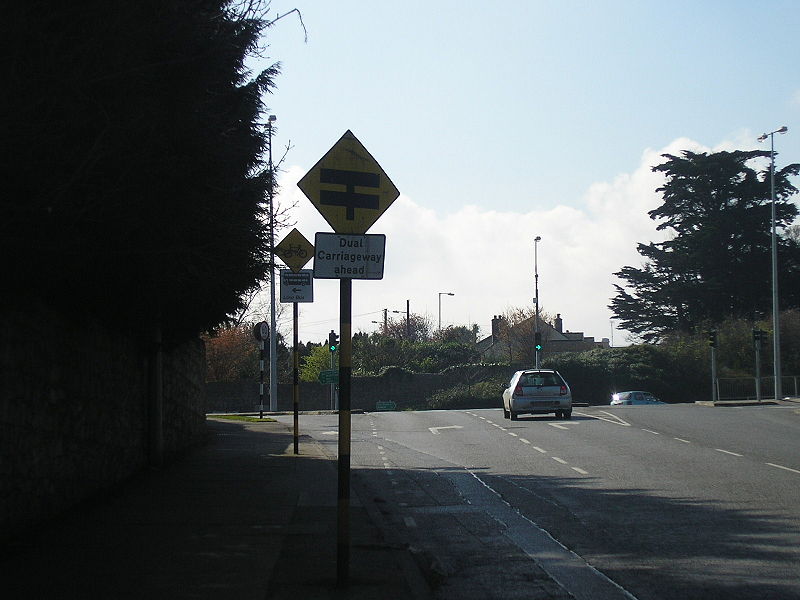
[502,369,572,420]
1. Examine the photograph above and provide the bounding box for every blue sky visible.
[250,1,800,345]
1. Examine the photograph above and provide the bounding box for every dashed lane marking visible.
[642,429,660,435]
[552,457,568,464]
[549,423,570,430]
[715,448,743,457]
[532,446,547,454]
[675,438,691,444]
[571,467,589,475]
[766,462,800,475]
[519,438,531,444]
[508,432,518,437]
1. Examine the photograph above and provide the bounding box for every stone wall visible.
[206,364,518,413]
[0,306,206,540]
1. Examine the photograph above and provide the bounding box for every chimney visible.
[491,315,503,339]
[554,313,563,333]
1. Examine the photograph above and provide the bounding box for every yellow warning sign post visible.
[297,131,398,588]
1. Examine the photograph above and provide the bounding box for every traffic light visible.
[707,330,717,348]
[328,330,339,352]
[534,331,543,352]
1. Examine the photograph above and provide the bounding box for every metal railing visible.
[716,376,800,401]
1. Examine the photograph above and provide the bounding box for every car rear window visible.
[520,373,562,387]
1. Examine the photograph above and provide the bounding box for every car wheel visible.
[555,410,563,419]
[564,410,572,420]
[510,411,518,421]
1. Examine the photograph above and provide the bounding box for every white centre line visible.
[642,429,660,435]
[549,423,569,430]
[552,457,568,464]
[519,438,531,444]
[508,431,518,437]
[674,438,691,444]
[532,446,547,454]
[571,467,589,475]
[715,448,743,457]
[766,462,800,475]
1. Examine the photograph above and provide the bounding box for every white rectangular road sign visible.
[313,233,386,279]
[280,269,314,303]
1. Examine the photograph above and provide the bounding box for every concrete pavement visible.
[1,417,430,599]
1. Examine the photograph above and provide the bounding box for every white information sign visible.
[313,233,386,280]
[280,269,314,303]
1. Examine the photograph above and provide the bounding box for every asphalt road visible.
[277,402,800,600]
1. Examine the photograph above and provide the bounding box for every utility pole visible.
[534,236,541,368]
[267,115,278,412]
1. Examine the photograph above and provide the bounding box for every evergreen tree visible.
[2,1,279,340]
[610,150,800,342]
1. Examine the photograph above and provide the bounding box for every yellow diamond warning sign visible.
[297,130,399,234]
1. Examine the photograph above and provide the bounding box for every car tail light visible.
[514,384,523,396]
[560,385,567,396]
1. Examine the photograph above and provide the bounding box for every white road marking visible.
[322,431,338,435]
[571,467,589,475]
[766,462,800,474]
[377,445,384,450]
[552,457,568,464]
[715,448,743,457]
[549,423,569,430]
[428,425,464,435]
[508,432,518,437]
[533,446,547,453]
[675,438,691,444]
[519,438,531,444]
[576,410,631,427]
[642,429,660,435]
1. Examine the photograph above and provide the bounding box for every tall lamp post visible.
[534,236,541,368]
[267,115,278,412]
[438,292,455,331]
[757,125,788,400]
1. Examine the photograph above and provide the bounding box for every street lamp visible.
[757,125,788,400]
[534,236,541,368]
[438,292,455,331]
[267,114,278,412]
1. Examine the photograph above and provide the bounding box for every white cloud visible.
[269,138,717,345]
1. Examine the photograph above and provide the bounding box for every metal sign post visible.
[275,230,314,455]
[253,322,269,418]
[297,130,398,589]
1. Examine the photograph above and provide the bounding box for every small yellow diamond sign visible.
[274,228,314,273]
[297,130,399,234]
